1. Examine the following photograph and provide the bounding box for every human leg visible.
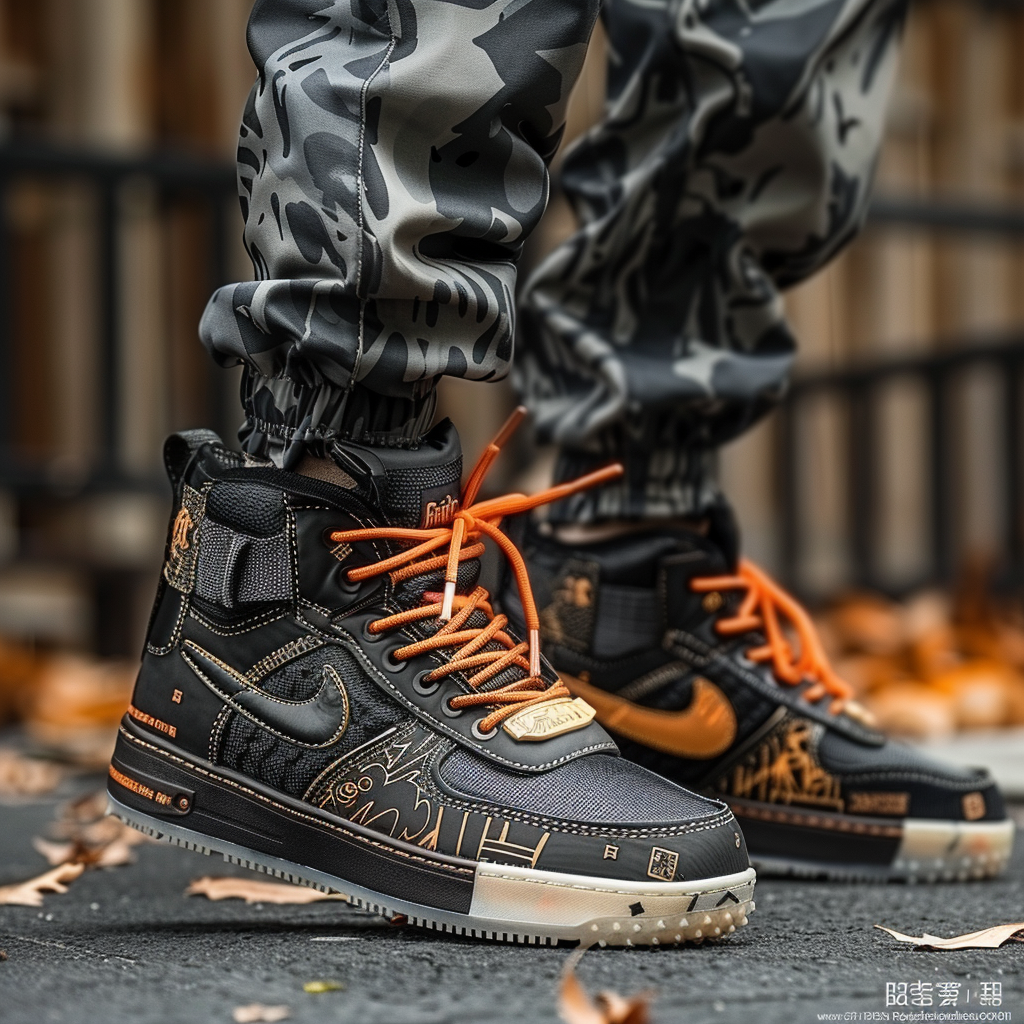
[108,0,757,942]
[510,0,1014,880]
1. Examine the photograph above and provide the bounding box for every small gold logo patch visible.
[962,791,986,821]
[422,495,460,528]
[170,506,194,558]
[502,697,596,742]
[603,844,619,860]
[847,791,910,816]
[171,689,183,705]
[647,846,679,882]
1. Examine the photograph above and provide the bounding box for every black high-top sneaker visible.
[106,416,754,945]
[504,507,1014,882]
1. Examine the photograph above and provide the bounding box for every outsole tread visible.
[115,805,753,947]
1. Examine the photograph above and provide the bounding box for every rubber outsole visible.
[751,818,1015,882]
[109,795,756,947]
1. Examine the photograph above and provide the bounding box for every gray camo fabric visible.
[199,0,907,519]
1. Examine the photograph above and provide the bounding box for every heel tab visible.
[164,430,222,491]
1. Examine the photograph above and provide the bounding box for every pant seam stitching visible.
[353,16,398,394]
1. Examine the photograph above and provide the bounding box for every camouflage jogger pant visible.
[199,0,908,520]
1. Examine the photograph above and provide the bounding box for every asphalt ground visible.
[2,776,1024,1024]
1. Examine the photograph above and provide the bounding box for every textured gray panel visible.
[194,520,293,608]
[438,750,718,824]
[592,585,663,659]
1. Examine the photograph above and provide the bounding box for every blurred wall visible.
[0,0,1019,657]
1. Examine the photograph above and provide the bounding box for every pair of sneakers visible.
[107,414,1014,946]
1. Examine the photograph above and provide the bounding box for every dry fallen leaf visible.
[0,749,63,798]
[32,790,151,869]
[232,1004,291,1023]
[876,923,1024,950]
[186,876,349,905]
[32,835,136,869]
[303,981,345,994]
[0,863,85,906]
[558,950,651,1024]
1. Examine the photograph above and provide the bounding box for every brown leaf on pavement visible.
[0,749,63,798]
[558,950,651,1024]
[0,863,85,906]
[232,1004,291,1023]
[185,876,349,905]
[32,835,136,868]
[876,923,1024,950]
[32,790,151,869]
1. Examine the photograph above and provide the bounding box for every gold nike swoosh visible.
[560,672,737,759]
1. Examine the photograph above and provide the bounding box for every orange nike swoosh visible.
[560,673,737,759]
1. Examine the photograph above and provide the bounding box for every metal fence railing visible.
[0,141,238,494]
[776,335,1024,596]
[771,195,1024,597]
[4,141,1024,632]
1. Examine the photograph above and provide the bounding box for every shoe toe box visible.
[817,730,1007,822]
[437,749,751,882]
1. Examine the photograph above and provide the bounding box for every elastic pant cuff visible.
[239,370,437,470]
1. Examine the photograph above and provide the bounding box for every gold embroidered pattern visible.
[727,718,844,811]
[128,704,177,739]
[171,507,193,557]
[164,483,207,593]
[477,817,551,868]
[603,844,620,860]
[315,730,442,847]
[538,561,599,651]
[171,689,183,704]
[422,495,460,528]
[962,791,986,821]
[108,764,173,806]
[647,846,679,882]
[847,791,909,817]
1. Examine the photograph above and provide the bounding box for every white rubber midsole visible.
[893,818,1015,879]
[109,795,755,943]
[471,862,756,928]
[752,817,1015,881]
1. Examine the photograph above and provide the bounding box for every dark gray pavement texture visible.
[2,781,1024,1024]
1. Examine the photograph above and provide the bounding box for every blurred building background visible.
[2,0,1024,760]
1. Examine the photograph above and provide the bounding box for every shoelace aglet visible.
[441,580,456,622]
[529,628,540,678]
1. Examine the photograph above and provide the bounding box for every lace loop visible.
[329,407,623,733]
[691,558,852,713]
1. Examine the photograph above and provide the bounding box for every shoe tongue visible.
[703,501,741,571]
[328,419,463,527]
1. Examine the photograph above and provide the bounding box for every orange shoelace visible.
[328,408,623,734]
[690,559,852,713]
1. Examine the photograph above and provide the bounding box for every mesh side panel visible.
[592,585,663,658]
[218,716,340,796]
[194,521,292,607]
[206,482,285,536]
[818,730,979,780]
[438,750,720,824]
[217,658,406,796]
[384,456,462,525]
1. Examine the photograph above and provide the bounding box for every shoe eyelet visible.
[339,574,361,595]
[413,671,441,696]
[471,719,498,741]
[442,697,465,718]
[383,646,407,673]
[362,621,385,643]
